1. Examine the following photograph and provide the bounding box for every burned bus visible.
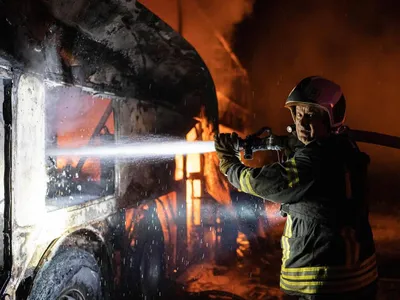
[0,0,224,299]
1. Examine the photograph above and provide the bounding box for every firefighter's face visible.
[295,105,329,145]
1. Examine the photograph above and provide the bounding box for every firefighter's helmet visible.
[285,76,346,131]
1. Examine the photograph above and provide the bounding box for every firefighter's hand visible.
[214,132,241,175]
[214,132,240,157]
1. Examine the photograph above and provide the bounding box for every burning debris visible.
[176,261,284,300]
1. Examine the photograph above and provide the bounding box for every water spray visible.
[46,140,216,158]
[46,126,293,160]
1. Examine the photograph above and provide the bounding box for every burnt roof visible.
[0,0,218,128]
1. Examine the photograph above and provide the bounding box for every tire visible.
[139,239,165,298]
[28,248,102,300]
[127,211,166,299]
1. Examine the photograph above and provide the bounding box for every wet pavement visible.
[167,213,400,300]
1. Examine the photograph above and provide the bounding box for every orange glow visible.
[184,125,205,252]
[186,153,201,174]
[156,192,178,268]
[193,199,201,226]
[193,179,202,226]
[125,208,134,232]
[157,192,178,268]
[174,154,184,180]
[55,95,114,182]
[219,124,245,135]
[56,158,102,181]
[186,127,197,142]
[186,180,193,204]
[264,202,285,228]
[139,0,253,112]
[56,100,114,146]
[185,136,202,234]
[179,126,203,253]
[192,179,202,198]
[186,180,193,248]
[236,232,250,257]
[185,127,201,173]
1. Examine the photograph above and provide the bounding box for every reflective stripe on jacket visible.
[225,134,376,295]
[279,215,377,295]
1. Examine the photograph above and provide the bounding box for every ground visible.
[168,213,400,300]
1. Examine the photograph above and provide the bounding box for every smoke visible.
[237,0,400,207]
[188,0,254,98]
[139,0,254,97]
[193,0,254,39]
[139,0,253,40]
[244,1,400,133]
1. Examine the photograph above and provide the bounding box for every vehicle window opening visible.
[45,86,115,210]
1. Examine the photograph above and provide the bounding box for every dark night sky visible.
[232,0,400,211]
[232,0,400,136]
[234,0,400,75]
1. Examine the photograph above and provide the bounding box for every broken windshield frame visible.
[0,78,12,294]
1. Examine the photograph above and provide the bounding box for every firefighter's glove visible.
[214,132,241,175]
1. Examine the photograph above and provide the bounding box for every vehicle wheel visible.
[139,239,165,298]
[127,212,166,299]
[28,248,102,300]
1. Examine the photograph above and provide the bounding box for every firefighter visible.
[214,76,377,300]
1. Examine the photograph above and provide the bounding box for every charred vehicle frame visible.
[0,0,219,299]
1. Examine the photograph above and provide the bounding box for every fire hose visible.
[235,124,400,160]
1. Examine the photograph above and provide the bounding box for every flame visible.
[139,0,254,126]
[186,126,198,141]
[192,179,202,198]
[186,154,200,174]
[155,192,178,268]
[137,0,258,258]
[174,154,184,180]
[186,179,202,227]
